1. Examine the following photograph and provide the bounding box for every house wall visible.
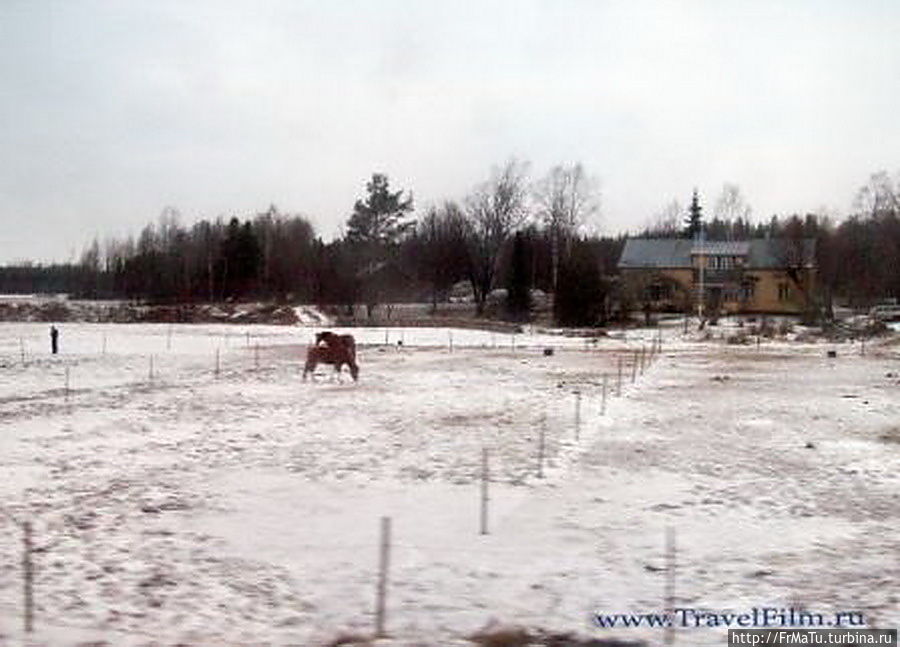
[620,267,693,311]
[745,270,815,314]
[622,267,816,315]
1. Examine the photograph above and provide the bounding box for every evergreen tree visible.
[346,174,414,247]
[684,189,703,238]
[505,231,532,321]
[554,240,607,326]
[219,218,261,298]
[344,173,414,317]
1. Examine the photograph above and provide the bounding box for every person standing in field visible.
[50,326,59,354]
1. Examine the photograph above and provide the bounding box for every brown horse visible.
[303,343,359,382]
[315,331,357,362]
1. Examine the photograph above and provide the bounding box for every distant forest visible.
[2,164,898,322]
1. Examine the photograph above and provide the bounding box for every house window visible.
[740,283,755,301]
[708,256,735,270]
[778,282,791,301]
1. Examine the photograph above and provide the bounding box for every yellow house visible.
[618,238,816,315]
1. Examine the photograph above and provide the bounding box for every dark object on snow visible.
[543,348,554,356]
[805,441,816,449]
[315,331,357,363]
[303,343,359,381]
[827,350,837,358]
[50,326,59,354]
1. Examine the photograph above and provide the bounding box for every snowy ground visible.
[0,322,897,646]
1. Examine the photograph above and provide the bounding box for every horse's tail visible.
[349,360,359,381]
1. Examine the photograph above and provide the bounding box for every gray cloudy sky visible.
[1,0,898,264]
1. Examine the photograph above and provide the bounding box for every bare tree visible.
[410,202,470,312]
[644,199,683,237]
[854,171,899,217]
[465,159,531,315]
[713,183,752,223]
[534,163,601,293]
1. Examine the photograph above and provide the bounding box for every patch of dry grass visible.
[878,427,900,444]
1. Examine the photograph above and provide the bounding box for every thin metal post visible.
[149,355,154,382]
[449,331,453,353]
[20,337,25,365]
[65,366,70,399]
[602,374,608,415]
[631,350,639,383]
[374,516,391,637]
[167,325,172,350]
[215,348,220,377]
[537,415,546,478]
[617,357,623,396]
[23,521,34,634]
[664,526,676,646]
[254,343,260,370]
[480,448,489,535]
[574,391,582,441]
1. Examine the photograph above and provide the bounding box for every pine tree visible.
[346,174,414,248]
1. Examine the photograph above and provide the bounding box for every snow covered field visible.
[0,322,897,646]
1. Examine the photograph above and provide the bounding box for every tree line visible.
[1,165,898,324]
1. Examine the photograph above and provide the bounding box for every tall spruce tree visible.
[684,189,703,238]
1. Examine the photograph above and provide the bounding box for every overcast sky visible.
[1,0,898,264]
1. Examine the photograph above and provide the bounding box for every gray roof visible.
[618,238,816,269]
[618,239,694,268]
